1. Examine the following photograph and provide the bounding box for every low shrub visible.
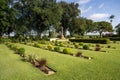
[36,58,47,67]
[11,45,18,51]
[74,44,79,48]
[96,44,100,47]
[39,40,47,44]
[59,42,65,47]
[18,48,25,57]
[34,43,43,48]
[73,42,76,45]
[54,46,60,52]
[69,53,73,56]
[63,48,72,54]
[83,45,89,50]
[107,45,111,48]
[76,52,82,57]
[95,47,101,51]
[34,43,39,48]
[50,41,55,46]
[55,41,59,46]
[23,41,28,45]
[8,43,13,48]
[47,44,54,50]
[0,38,11,43]
[79,42,84,45]
[27,54,37,63]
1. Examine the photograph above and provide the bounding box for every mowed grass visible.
[0,43,120,80]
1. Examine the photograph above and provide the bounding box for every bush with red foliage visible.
[107,45,111,48]
[76,52,82,57]
[95,47,101,51]
[35,59,47,67]
[96,44,100,47]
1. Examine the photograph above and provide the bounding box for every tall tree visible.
[7,0,17,37]
[69,17,86,36]
[59,1,80,36]
[109,15,115,23]
[85,19,94,33]
[94,21,113,37]
[13,0,63,38]
[0,0,12,37]
[32,0,63,37]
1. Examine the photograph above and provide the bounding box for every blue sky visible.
[57,0,120,28]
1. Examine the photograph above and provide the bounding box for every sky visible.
[57,0,120,29]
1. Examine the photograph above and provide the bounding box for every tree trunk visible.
[99,32,102,38]
[0,33,2,38]
[37,32,42,39]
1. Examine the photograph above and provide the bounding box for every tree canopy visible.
[94,21,113,37]
[0,0,114,39]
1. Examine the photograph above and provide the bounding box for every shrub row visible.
[69,38,110,44]
[108,37,120,41]
[0,38,11,43]
[6,43,25,57]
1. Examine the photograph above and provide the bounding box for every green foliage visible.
[59,2,80,36]
[0,38,11,43]
[11,45,18,51]
[59,42,65,47]
[54,46,61,52]
[7,43,12,48]
[1,43,120,80]
[109,37,120,41]
[63,48,72,54]
[18,48,25,57]
[94,21,113,37]
[69,38,110,44]
[70,18,89,36]
[83,45,89,50]
[34,43,42,48]
[47,44,54,50]
[55,41,59,46]
[79,42,84,45]
[34,43,38,47]
[27,54,37,63]
[39,40,47,44]
[76,52,82,57]
[74,43,79,48]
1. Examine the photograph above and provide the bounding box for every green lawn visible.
[0,43,120,80]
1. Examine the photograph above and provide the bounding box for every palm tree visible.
[109,15,115,23]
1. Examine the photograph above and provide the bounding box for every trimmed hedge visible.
[69,38,110,44]
[109,37,120,41]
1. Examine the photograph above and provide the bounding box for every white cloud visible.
[88,13,110,20]
[99,3,104,9]
[81,6,92,13]
[77,0,91,5]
